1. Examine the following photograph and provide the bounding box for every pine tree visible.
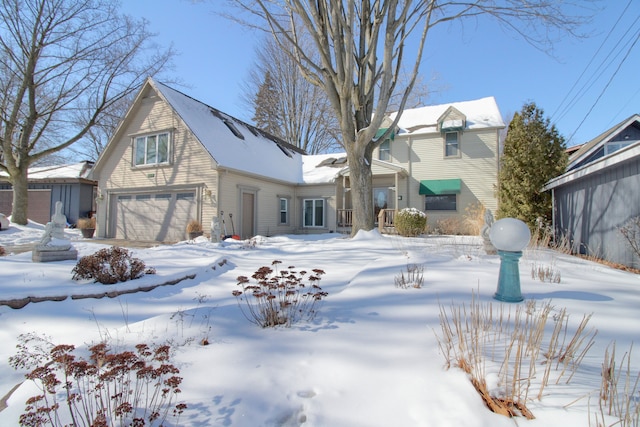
[253,71,282,137]
[498,102,568,228]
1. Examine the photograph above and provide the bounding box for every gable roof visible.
[150,79,307,183]
[388,97,505,135]
[0,161,95,183]
[566,114,640,171]
[544,140,640,191]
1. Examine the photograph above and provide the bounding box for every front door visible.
[373,188,389,223]
[241,192,255,239]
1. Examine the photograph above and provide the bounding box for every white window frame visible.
[444,132,460,158]
[425,194,457,211]
[303,198,325,228]
[134,132,170,166]
[279,197,289,225]
[379,139,391,161]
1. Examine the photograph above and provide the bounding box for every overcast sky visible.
[121,0,640,148]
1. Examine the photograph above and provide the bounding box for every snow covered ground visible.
[0,221,638,426]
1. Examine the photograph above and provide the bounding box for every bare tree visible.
[228,0,588,235]
[67,93,135,162]
[243,35,341,154]
[0,0,174,224]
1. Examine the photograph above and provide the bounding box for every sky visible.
[120,0,640,148]
[1,224,639,425]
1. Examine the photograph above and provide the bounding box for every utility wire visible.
[552,0,638,124]
[566,29,640,143]
[550,0,632,121]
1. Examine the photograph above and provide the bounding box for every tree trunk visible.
[10,167,29,225]
[347,143,374,236]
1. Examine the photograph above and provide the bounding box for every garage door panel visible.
[114,191,196,242]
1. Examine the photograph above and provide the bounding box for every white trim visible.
[544,141,640,191]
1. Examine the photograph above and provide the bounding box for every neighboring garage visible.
[111,190,197,242]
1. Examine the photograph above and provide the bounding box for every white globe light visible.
[489,218,531,252]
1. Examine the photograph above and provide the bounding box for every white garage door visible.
[114,191,196,242]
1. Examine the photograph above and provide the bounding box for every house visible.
[544,114,640,268]
[92,78,504,242]
[370,98,504,232]
[0,161,97,226]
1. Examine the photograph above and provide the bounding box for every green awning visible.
[375,127,395,141]
[419,179,462,195]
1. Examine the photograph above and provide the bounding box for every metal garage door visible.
[114,191,196,242]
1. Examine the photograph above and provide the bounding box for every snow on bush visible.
[72,246,156,284]
[394,208,427,237]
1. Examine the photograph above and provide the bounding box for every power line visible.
[551,0,639,125]
[550,0,633,122]
[566,28,640,143]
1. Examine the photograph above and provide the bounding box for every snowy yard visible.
[0,222,639,426]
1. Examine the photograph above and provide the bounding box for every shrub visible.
[0,245,5,256]
[436,297,596,419]
[232,260,328,327]
[394,208,426,237]
[72,246,156,284]
[9,336,186,427]
[464,202,485,235]
[394,263,424,289]
[619,216,640,261]
[186,219,203,233]
[76,217,96,229]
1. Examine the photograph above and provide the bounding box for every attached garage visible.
[111,190,197,242]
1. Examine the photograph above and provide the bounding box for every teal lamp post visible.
[489,218,531,303]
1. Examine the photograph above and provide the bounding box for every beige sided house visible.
[370,97,505,231]
[92,78,503,241]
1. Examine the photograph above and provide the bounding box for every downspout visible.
[394,172,399,211]
[551,188,556,241]
[407,135,412,208]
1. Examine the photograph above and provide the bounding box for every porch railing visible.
[336,209,396,233]
[337,209,353,227]
[377,209,395,229]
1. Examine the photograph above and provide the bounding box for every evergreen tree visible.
[253,71,282,137]
[498,102,568,228]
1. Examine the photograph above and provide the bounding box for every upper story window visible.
[604,140,635,156]
[134,132,170,166]
[379,139,391,161]
[444,132,459,157]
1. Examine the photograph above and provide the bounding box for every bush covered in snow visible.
[72,246,155,284]
[394,208,427,237]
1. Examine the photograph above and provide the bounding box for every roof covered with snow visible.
[97,80,503,186]
[389,97,505,135]
[153,80,307,184]
[302,153,348,184]
[0,161,94,181]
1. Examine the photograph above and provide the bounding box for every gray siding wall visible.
[553,156,640,268]
[0,182,95,225]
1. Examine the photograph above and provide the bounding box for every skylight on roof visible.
[223,119,245,140]
[276,142,292,158]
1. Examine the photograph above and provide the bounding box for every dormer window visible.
[437,106,466,133]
